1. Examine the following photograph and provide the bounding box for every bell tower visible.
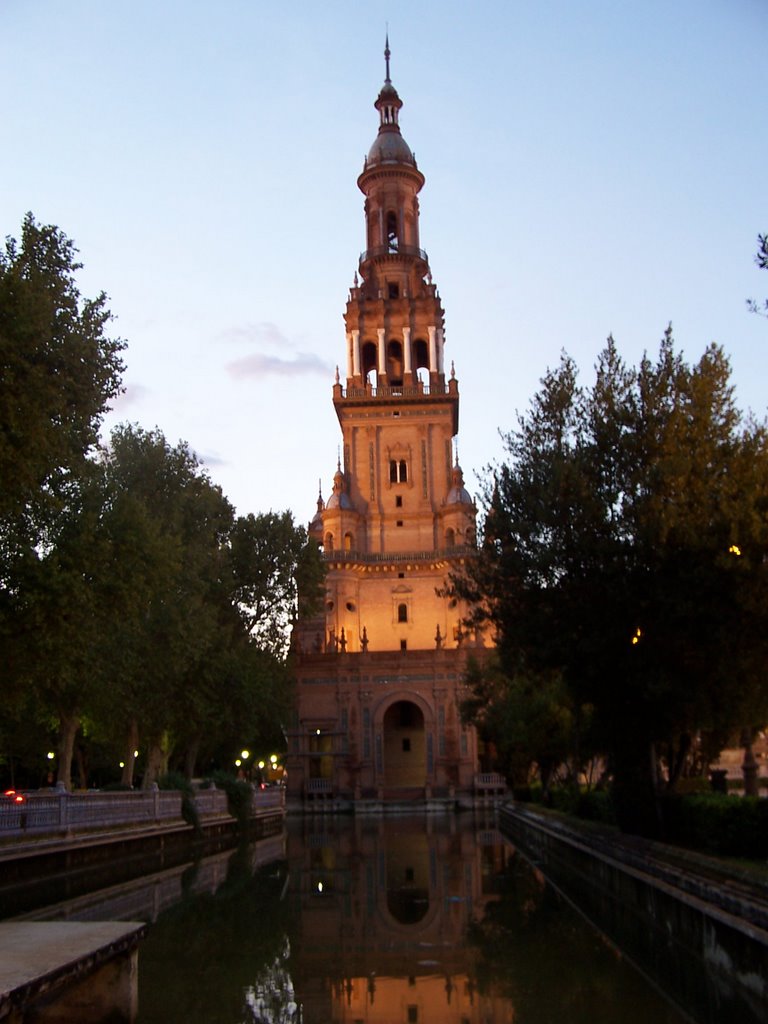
[288,42,491,810]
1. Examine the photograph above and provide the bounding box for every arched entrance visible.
[382,700,426,787]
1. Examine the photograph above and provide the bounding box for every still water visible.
[23,815,691,1023]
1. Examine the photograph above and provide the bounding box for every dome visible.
[366,129,415,167]
[445,462,473,506]
[326,463,353,510]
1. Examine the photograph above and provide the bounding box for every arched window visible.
[445,527,456,549]
[387,340,403,385]
[362,340,378,381]
[414,338,429,372]
[397,603,408,623]
[344,532,353,552]
[386,211,399,252]
[325,532,334,552]
[389,459,408,484]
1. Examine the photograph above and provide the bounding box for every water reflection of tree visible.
[138,847,297,1024]
[468,851,684,1024]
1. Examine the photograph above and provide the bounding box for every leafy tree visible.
[231,510,324,657]
[461,656,589,793]
[457,331,768,835]
[746,232,768,317]
[94,424,236,786]
[0,214,124,581]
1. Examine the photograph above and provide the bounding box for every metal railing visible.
[359,244,428,263]
[474,773,507,791]
[305,778,333,794]
[323,545,475,565]
[340,383,450,400]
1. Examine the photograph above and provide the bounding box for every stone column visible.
[351,329,360,378]
[402,326,412,377]
[428,325,437,374]
[377,328,386,378]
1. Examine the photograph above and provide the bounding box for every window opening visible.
[397,603,408,623]
[388,282,399,299]
[395,495,403,507]
[362,341,378,381]
[400,639,407,651]
[387,340,403,385]
[386,211,398,252]
[402,738,411,752]
[390,459,408,484]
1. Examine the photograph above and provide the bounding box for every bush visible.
[207,770,253,829]
[661,793,768,859]
[575,789,616,824]
[158,771,201,835]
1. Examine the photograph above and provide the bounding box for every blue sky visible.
[2,1,766,523]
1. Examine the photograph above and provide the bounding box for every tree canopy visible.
[0,217,323,790]
[0,214,124,578]
[456,330,768,833]
[746,232,767,317]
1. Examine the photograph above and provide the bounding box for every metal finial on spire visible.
[384,30,391,83]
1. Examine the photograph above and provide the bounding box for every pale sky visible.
[3,1,766,524]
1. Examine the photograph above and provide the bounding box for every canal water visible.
[10,814,696,1023]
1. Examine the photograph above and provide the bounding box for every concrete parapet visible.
[0,921,146,1023]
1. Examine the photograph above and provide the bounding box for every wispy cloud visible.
[219,321,292,349]
[108,383,150,409]
[195,448,228,469]
[221,321,333,379]
[227,351,331,379]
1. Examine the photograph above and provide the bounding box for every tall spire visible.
[384,30,391,84]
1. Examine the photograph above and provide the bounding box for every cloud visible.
[108,383,150,410]
[219,321,292,349]
[227,351,332,379]
[221,321,333,379]
[194,448,228,469]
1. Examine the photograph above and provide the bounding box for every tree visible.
[746,232,768,317]
[230,511,324,657]
[457,331,768,835]
[94,424,237,786]
[0,214,124,581]
[460,655,588,794]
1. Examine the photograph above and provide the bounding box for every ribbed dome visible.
[326,463,352,510]
[446,462,473,506]
[367,128,415,167]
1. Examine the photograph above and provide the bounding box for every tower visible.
[287,44,490,810]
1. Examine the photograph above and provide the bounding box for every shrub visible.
[158,771,201,835]
[661,793,768,859]
[207,770,253,829]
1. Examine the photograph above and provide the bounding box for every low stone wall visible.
[500,804,768,1024]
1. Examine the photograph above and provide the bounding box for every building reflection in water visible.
[286,814,515,1024]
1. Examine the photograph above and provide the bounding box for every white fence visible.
[0,784,284,838]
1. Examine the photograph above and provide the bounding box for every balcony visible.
[322,545,475,566]
[339,382,449,400]
[359,243,428,264]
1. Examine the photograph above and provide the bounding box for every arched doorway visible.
[382,700,426,787]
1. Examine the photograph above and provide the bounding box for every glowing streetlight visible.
[258,760,265,770]
[270,754,278,765]
[631,627,642,646]
[46,751,55,761]
[241,749,250,760]
[235,758,242,767]
[729,544,742,556]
